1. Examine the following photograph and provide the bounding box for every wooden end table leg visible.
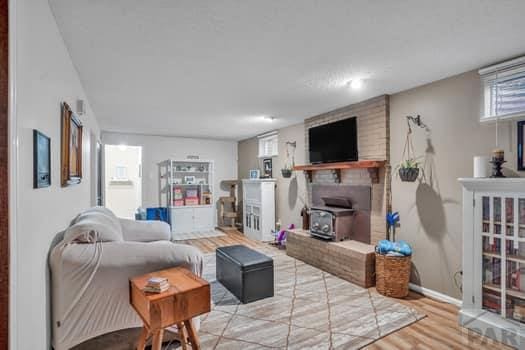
[151,329,164,350]
[136,327,150,350]
[184,319,200,350]
[177,322,188,350]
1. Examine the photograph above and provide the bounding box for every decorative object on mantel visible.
[473,156,489,178]
[490,148,506,178]
[249,169,260,179]
[33,130,51,188]
[396,115,426,182]
[375,211,412,298]
[517,120,525,171]
[61,102,83,186]
[281,141,296,178]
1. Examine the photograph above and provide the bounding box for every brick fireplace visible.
[303,95,390,245]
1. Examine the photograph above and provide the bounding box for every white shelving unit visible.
[159,159,214,237]
[459,178,525,348]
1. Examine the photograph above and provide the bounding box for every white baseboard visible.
[409,283,462,307]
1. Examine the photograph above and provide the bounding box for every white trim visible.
[459,178,525,192]
[8,0,18,349]
[409,283,462,307]
[257,130,278,138]
[479,55,525,76]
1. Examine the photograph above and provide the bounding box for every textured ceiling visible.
[49,0,525,140]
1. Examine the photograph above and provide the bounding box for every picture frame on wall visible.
[249,169,260,179]
[33,130,51,188]
[262,158,273,178]
[518,121,525,171]
[61,102,83,186]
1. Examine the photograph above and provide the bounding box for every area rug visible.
[198,248,425,349]
[171,230,225,241]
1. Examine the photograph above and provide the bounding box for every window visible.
[480,56,525,121]
[258,131,278,158]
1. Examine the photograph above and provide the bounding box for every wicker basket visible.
[375,252,411,298]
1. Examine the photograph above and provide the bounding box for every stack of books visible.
[143,277,170,293]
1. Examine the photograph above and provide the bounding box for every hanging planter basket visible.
[281,168,293,178]
[397,117,422,182]
[282,141,296,179]
[398,167,419,182]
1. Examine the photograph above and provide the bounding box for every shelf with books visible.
[483,252,501,259]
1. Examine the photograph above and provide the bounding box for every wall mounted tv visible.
[309,117,358,164]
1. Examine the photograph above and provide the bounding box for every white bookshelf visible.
[459,178,525,348]
[159,159,214,236]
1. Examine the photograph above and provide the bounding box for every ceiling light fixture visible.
[262,116,276,122]
[349,78,363,90]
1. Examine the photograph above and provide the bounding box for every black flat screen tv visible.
[309,117,358,164]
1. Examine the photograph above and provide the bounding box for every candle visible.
[493,148,504,161]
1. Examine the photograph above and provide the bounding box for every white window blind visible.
[258,132,278,158]
[480,56,525,120]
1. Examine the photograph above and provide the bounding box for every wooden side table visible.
[130,267,211,350]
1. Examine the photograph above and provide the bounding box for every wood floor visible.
[181,230,511,350]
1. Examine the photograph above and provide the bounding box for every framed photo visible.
[262,158,273,178]
[61,102,83,186]
[518,121,525,171]
[184,175,196,184]
[249,169,260,179]
[33,130,51,188]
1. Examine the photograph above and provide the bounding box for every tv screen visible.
[309,117,358,164]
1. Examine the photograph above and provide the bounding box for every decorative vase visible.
[281,169,292,178]
[398,167,419,182]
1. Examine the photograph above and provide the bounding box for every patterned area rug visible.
[199,248,425,349]
[171,230,225,241]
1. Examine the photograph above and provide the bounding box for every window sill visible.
[480,111,525,124]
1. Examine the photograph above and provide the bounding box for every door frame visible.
[1,0,11,348]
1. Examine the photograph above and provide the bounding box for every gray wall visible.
[238,123,306,228]
[238,70,523,299]
[390,70,522,299]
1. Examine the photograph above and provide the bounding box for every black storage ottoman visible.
[216,245,274,303]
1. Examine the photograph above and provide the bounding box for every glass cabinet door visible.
[480,194,525,322]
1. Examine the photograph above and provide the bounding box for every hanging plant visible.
[396,115,424,182]
[281,141,296,178]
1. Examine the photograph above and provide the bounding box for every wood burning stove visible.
[310,196,355,241]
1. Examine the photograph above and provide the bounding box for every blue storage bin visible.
[146,207,169,224]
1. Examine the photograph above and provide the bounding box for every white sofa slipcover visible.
[49,207,203,350]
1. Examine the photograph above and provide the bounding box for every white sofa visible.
[49,207,204,350]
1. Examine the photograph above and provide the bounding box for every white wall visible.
[101,132,238,224]
[12,0,100,348]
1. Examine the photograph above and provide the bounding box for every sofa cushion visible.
[119,218,171,242]
[64,206,124,243]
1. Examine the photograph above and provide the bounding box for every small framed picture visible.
[249,169,260,179]
[262,158,273,178]
[33,130,51,188]
[518,121,525,171]
[184,175,196,184]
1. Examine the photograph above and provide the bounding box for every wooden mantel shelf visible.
[293,160,386,183]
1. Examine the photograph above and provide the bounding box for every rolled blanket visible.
[376,240,412,256]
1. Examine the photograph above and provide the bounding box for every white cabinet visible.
[459,178,525,348]
[170,206,214,237]
[242,179,276,241]
[171,208,194,235]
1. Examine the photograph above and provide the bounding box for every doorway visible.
[104,144,142,219]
